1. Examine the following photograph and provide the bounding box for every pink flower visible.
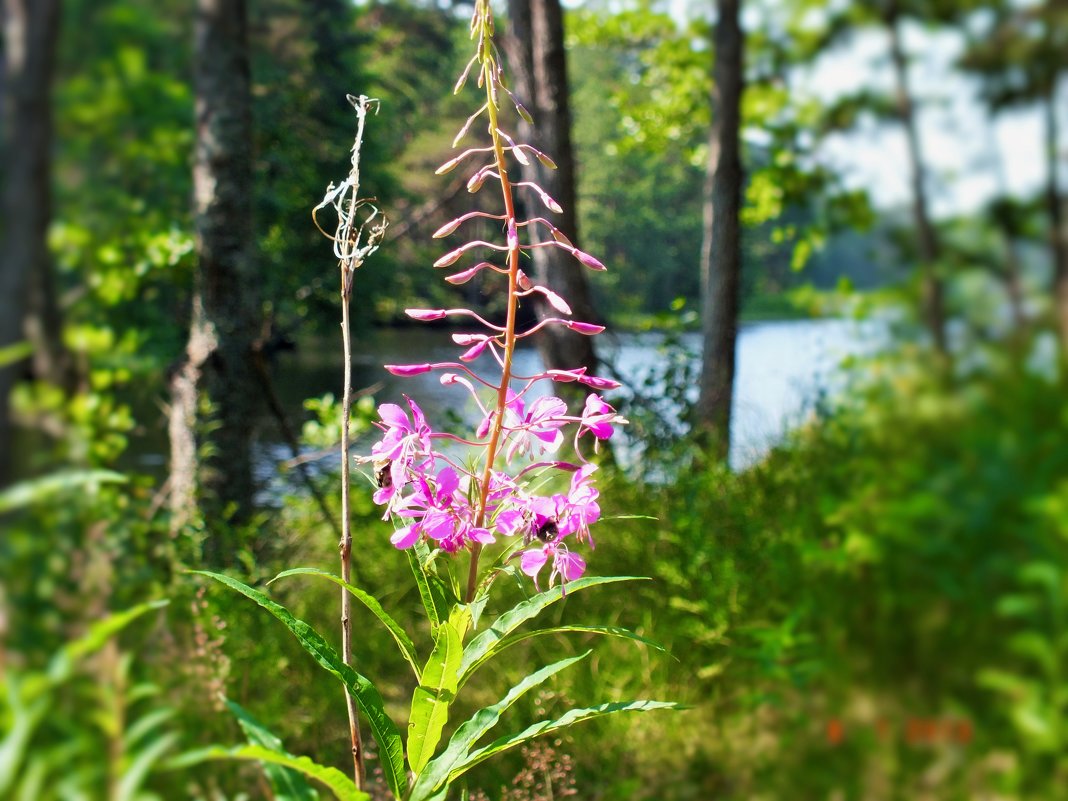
[360,11,627,588]
[371,397,433,513]
[388,466,494,553]
[578,394,623,441]
[501,392,568,461]
[520,542,587,588]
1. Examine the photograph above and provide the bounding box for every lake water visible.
[253,318,881,483]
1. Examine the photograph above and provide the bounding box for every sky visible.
[801,21,1056,218]
[663,0,1065,219]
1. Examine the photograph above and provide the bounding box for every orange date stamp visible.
[826,717,973,746]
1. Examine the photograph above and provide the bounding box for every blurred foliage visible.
[5,0,1068,797]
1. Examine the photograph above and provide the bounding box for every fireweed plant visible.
[189,3,678,799]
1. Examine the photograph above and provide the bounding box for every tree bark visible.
[504,0,598,378]
[169,0,260,548]
[0,0,68,485]
[695,0,743,461]
[887,0,947,354]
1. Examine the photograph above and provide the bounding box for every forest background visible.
[3,0,1068,798]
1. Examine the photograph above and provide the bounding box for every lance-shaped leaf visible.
[409,652,590,801]
[117,731,181,801]
[0,469,127,515]
[269,567,421,682]
[226,699,319,801]
[408,545,451,633]
[407,607,468,774]
[193,571,406,800]
[458,576,645,687]
[168,745,366,801]
[50,599,170,683]
[446,701,683,782]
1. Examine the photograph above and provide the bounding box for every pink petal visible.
[378,403,409,428]
[521,548,549,578]
[436,467,459,497]
[530,396,568,421]
[588,421,614,440]
[557,551,586,582]
[469,527,495,545]
[495,509,527,537]
[423,512,456,541]
[390,525,420,549]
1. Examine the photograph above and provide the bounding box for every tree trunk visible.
[1045,78,1068,359]
[504,0,598,378]
[169,0,260,549]
[0,0,68,485]
[695,0,743,461]
[887,1,947,354]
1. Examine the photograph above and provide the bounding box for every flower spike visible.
[365,0,621,595]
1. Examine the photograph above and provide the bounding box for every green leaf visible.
[462,625,667,680]
[410,652,590,801]
[407,607,467,775]
[459,576,645,685]
[49,599,169,683]
[0,341,32,368]
[194,571,407,800]
[0,689,48,796]
[116,731,180,801]
[408,546,448,631]
[270,567,421,682]
[446,700,682,782]
[124,708,177,752]
[168,745,368,801]
[0,469,127,514]
[227,699,319,801]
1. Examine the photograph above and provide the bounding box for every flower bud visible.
[385,363,434,376]
[536,151,558,170]
[538,190,563,214]
[565,321,605,335]
[434,247,465,268]
[578,374,621,390]
[574,250,607,271]
[467,171,488,193]
[513,99,533,124]
[435,155,465,176]
[551,227,574,248]
[406,308,448,321]
[541,288,572,315]
[445,264,486,284]
[453,55,477,95]
[547,369,585,383]
[460,339,490,362]
[432,218,463,238]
